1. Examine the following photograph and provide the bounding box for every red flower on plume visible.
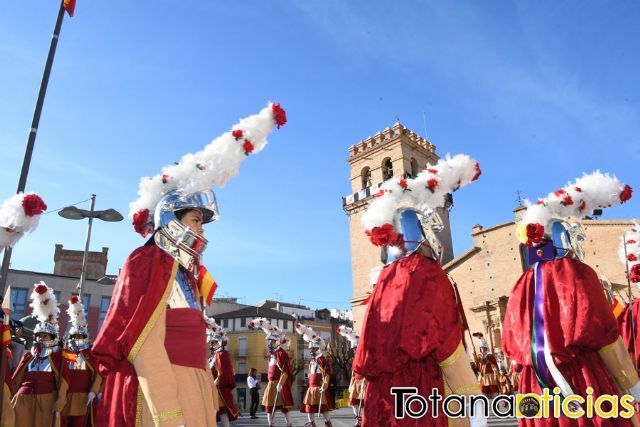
[374,189,386,198]
[69,295,79,304]
[574,187,582,192]
[553,189,573,205]
[472,162,482,181]
[628,240,637,245]
[427,169,438,174]
[22,194,47,217]
[232,129,244,140]
[628,254,638,262]
[630,264,640,283]
[536,200,545,206]
[35,284,48,294]
[427,179,438,192]
[365,223,402,247]
[525,223,545,247]
[620,185,633,204]
[272,103,287,129]
[243,140,254,155]
[162,174,170,184]
[133,209,153,237]
[399,178,408,190]
[578,200,586,211]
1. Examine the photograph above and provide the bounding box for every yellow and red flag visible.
[612,298,627,320]
[198,265,218,306]
[1,325,11,347]
[62,349,79,364]
[63,0,76,17]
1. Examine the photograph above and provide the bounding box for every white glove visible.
[214,378,220,386]
[469,399,488,427]
[87,392,96,406]
[628,380,640,402]
[276,383,283,393]
[319,387,325,393]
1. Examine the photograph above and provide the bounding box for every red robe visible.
[300,355,335,413]
[618,298,640,373]
[212,350,238,421]
[91,244,176,427]
[502,257,633,427]
[60,347,102,426]
[353,254,462,427]
[263,347,294,412]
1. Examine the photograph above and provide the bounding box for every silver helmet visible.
[34,321,58,338]
[383,206,444,265]
[153,190,219,272]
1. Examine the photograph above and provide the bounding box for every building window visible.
[410,158,419,177]
[237,361,247,374]
[283,320,288,330]
[82,294,91,314]
[240,317,246,328]
[99,296,111,328]
[361,167,372,189]
[10,288,28,319]
[382,158,393,181]
[223,319,229,328]
[238,337,247,357]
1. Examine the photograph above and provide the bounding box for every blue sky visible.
[1,1,639,309]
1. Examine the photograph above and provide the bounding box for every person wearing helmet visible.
[207,322,238,427]
[11,282,63,427]
[54,296,103,427]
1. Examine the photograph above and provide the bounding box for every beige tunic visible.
[132,297,218,426]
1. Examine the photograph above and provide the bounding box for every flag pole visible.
[0,0,68,297]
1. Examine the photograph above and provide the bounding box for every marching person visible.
[502,171,640,426]
[337,325,365,427]
[472,335,499,397]
[353,155,486,427]
[249,318,294,427]
[11,282,62,427]
[92,103,286,426]
[295,322,334,427]
[247,368,261,420]
[617,223,640,375]
[54,296,102,427]
[207,321,239,427]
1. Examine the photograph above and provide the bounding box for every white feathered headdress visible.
[129,103,287,236]
[0,193,47,249]
[205,316,227,345]
[361,154,480,247]
[337,325,359,348]
[295,321,326,351]
[66,295,88,337]
[618,223,640,284]
[30,281,59,336]
[516,171,632,247]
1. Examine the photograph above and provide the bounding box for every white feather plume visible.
[518,171,633,245]
[66,296,87,329]
[361,154,480,236]
[129,103,286,231]
[29,281,59,325]
[0,193,47,249]
[618,223,640,283]
[337,325,359,347]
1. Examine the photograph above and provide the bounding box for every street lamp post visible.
[58,194,123,297]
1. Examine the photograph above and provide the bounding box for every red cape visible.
[502,257,631,427]
[353,254,461,427]
[618,298,640,371]
[92,244,177,427]
[213,350,238,421]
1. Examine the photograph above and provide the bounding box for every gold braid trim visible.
[152,409,184,423]
[127,261,179,363]
[135,387,143,427]
[438,341,464,369]
[599,340,617,354]
[451,383,482,395]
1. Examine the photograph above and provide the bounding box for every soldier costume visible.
[502,171,640,427]
[337,325,365,427]
[352,154,487,427]
[207,320,239,427]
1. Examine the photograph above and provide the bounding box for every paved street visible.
[231,407,358,427]
[228,406,518,426]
